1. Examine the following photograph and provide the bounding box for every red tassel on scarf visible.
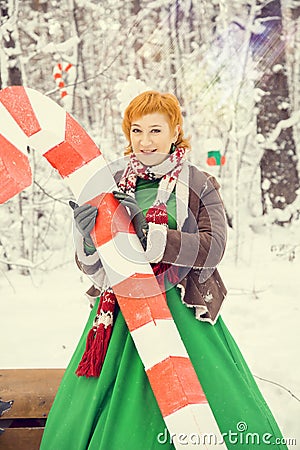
[76,289,116,378]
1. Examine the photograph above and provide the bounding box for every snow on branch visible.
[254,374,300,402]
[263,110,300,147]
[0,256,51,269]
[41,36,80,57]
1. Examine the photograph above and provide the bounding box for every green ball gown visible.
[40,178,288,450]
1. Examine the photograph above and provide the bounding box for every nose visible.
[140,133,152,146]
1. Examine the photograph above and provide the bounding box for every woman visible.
[40,91,287,449]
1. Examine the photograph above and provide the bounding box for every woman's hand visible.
[113,191,149,250]
[69,201,98,255]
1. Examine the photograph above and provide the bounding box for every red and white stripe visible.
[53,62,76,98]
[0,86,110,202]
[0,86,227,449]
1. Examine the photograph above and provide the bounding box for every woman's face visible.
[130,113,179,166]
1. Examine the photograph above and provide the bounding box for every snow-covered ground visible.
[221,225,300,449]
[0,223,299,448]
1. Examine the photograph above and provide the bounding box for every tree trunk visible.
[254,0,299,222]
[1,0,29,273]
[1,0,23,86]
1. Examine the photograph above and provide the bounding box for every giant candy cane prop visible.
[0,86,227,449]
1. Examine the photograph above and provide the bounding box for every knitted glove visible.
[113,191,149,250]
[69,201,98,255]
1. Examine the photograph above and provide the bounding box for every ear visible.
[173,124,180,143]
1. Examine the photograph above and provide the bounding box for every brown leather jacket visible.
[76,162,227,325]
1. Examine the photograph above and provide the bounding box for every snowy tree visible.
[253,0,300,223]
[0,1,74,274]
[0,0,23,87]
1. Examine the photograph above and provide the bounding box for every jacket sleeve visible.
[161,170,227,269]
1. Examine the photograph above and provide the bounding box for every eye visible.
[151,128,161,133]
[131,128,141,133]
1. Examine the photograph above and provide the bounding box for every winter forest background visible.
[0,0,300,447]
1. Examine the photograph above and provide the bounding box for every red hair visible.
[122,90,190,155]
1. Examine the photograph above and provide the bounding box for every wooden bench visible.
[0,369,64,450]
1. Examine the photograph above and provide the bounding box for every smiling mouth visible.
[141,149,157,153]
